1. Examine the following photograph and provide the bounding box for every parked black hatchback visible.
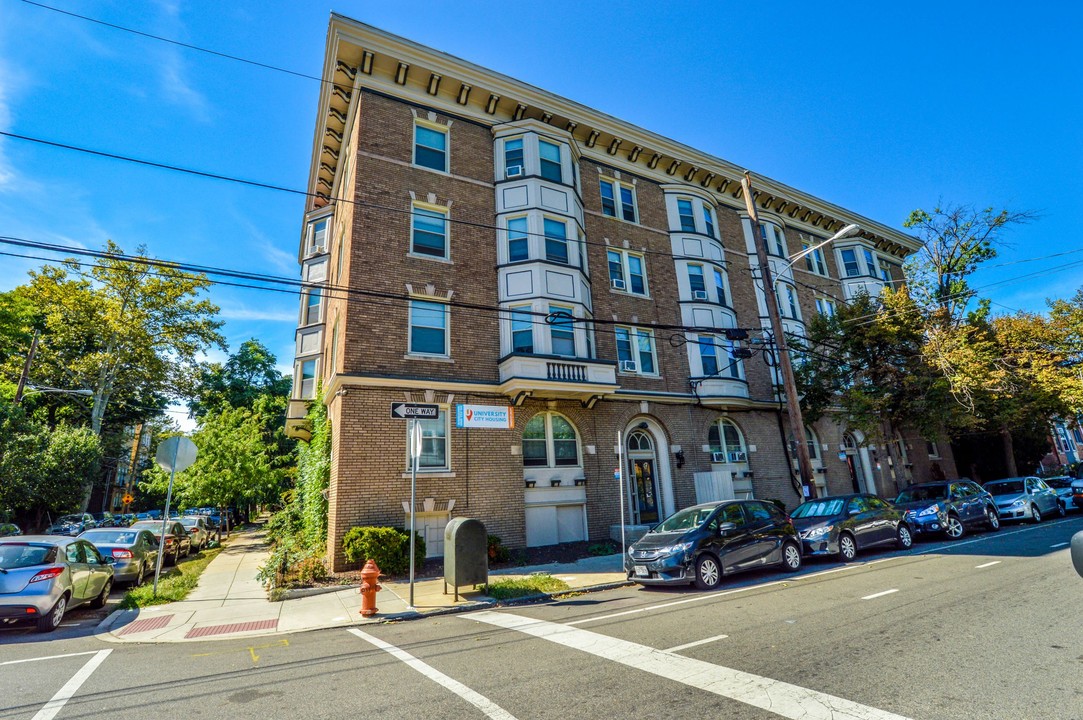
[792,494,913,561]
[626,499,802,590]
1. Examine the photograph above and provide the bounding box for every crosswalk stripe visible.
[466,610,912,720]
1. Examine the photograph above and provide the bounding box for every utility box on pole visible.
[443,517,487,601]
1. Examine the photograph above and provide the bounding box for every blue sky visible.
[1,0,1080,425]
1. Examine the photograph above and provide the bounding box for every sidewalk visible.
[97,526,630,643]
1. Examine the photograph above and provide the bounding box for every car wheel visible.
[985,508,1000,532]
[89,579,112,609]
[781,542,802,572]
[694,554,722,590]
[945,514,966,539]
[839,533,857,561]
[896,524,913,549]
[131,564,144,587]
[1031,505,1042,524]
[36,595,67,633]
[1056,502,1066,518]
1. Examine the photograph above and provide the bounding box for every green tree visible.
[189,339,292,419]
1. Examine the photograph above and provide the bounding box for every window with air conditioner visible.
[607,249,647,296]
[610,278,626,291]
[616,326,656,375]
[506,165,523,177]
[504,137,524,178]
[708,419,747,462]
[619,360,638,372]
[688,264,707,301]
[692,290,708,301]
[711,451,727,463]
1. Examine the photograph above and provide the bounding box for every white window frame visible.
[413,120,448,173]
[307,218,329,255]
[615,326,658,376]
[509,304,534,354]
[410,202,450,261]
[303,286,323,326]
[697,334,719,376]
[296,358,317,400]
[542,216,570,265]
[503,136,525,178]
[815,297,836,317]
[688,263,707,299]
[406,408,450,472]
[762,222,787,258]
[709,419,747,459]
[548,303,577,357]
[607,248,648,296]
[522,412,582,468]
[712,266,729,306]
[408,300,449,357]
[505,215,530,263]
[676,198,697,233]
[801,241,829,276]
[538,139,563,183]
[599,178,638,223]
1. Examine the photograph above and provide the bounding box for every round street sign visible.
[155,436,198,472]
[122,493,134,505]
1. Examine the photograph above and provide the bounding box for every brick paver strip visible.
[184,619,278,638]
[119,614,174,636]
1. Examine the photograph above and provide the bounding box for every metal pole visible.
[408,418,420,609]
[153,441,180,595]
[617,431,626,571]
[741,172,816,499]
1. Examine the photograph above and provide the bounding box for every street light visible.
[24,385,94,397]
[782,223,862,272]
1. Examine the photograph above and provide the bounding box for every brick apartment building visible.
[286,16,958,570]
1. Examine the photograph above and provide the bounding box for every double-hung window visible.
[548,304,575,356]
[607,249,647,295]
[506,217,529,262]
[504,138,524,176]
[713,268,727,306]
[698,335,719,376]
[304,287,322,325]
[840,248,861,277]
[702,205,716,238]
[688,264,707,299]
[762,223,787,258]
[802,242,828,276]
[863,248,878,278]
[298,359,316,399]
[543,218,569,264]
[539,140,563,183]
[409,410,448,471]
[615,327,657,375]
[510,305,534,353]
[778,284,799,319]
[523,413,580,467]
[409,300,448,356]
[411,206,448,259]
[413,123,447,172]
[677,199,696,232]
[309,219,328,254]
[815,297,836,317]
[599,179,637,222]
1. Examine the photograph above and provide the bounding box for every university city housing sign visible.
[455,404,515,429]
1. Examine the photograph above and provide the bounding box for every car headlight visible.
[656,541,695,556]
[917,504,941,518]
[627,545,636,556]
[1011,499,1026,507]
[804,525,834,539]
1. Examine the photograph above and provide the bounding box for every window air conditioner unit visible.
[711,451,728,463]
[728,451,747,463]
[506,165,523,178]
[692,290,708,300]
[611,278,626,291]
[619,360,638,373]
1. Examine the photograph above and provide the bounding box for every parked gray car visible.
[983,477,1063,523]
[45,513,97,536]
[0,535,114,632]
[1043,476,1079,513]
[78,528,159,585]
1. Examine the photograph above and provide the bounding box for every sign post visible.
[152,436,197,595]
[617,431,626,571]
[408,419,422,609]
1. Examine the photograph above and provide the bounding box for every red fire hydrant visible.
[359,559,381,617]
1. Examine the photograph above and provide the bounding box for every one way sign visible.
[390,402,439,419]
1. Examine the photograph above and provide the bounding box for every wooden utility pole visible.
[741,172,816,499]
[13,329,40,405]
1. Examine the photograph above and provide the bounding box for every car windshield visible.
[180,520,199,528]
[0,543,56,569]
[792,499,845,518]
[129,522,162,531]
[55,515,83,524]
[651,506,716,533]
[986,480,1025,495]
[1044,478,1071,489]
[82,531,137,544]
[895,485,947,503]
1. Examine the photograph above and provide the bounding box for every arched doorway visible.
[627,429,659,524]
[843,433,863,493]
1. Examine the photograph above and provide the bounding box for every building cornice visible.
[307,15,920,258]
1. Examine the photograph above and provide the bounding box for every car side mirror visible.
[718,521,737,536]
[105,556,116,565]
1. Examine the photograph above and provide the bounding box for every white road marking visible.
[1051,542,1069,549]
[0,651,99,666]
[31,649,111,720]
[975,561,1001,569]
[861,589,899,601]
[568,581,782,625]
[468,611,912,720]
[663,633,729,653]
[347,628,518,720]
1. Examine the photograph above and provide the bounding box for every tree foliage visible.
[189,339,292,419]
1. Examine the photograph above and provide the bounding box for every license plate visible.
[634,565,648,577]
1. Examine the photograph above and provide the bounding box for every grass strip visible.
[120,546,223,609]
[486,574,570,600]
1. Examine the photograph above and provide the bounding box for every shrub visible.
[487,534,510,563]
[256,534,328,589]
[342,526,425,576]
[588,541,618,556]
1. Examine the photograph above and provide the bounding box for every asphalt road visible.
[2,514,1081,720]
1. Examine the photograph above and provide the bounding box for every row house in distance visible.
[286,16,958,570]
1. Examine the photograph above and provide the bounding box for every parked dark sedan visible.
[792,494,912,561]
[894,480,999,539]
[129,520,191,565]
[45,513,97,536]
[626,499,802,590]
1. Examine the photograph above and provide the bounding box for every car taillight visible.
[112,549,133,559]
[29,567,64,583]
